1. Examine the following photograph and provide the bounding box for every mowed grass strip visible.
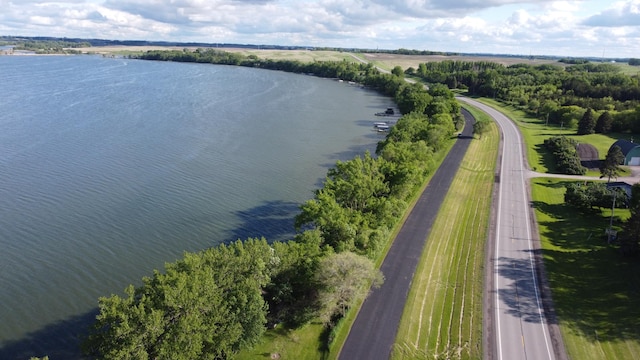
[392,106,497,360]
[531,178,640,360]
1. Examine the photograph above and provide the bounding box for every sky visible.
[1,0,639,58]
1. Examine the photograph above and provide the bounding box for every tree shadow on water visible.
[0,308,97,360]
[229,200,301,243]
[323,139,381,165]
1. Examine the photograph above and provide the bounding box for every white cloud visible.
[582,0,640,27]
[0,0,639,57]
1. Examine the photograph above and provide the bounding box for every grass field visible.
[531,178,640,360]
[223,48,357,63]
[391,105,497,360]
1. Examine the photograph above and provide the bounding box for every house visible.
[610,139,640,165]
[606,181,633,199]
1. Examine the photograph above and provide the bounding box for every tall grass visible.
[392,105,498,359]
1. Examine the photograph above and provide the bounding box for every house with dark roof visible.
[606,181,633,198]
[610,139,640,166]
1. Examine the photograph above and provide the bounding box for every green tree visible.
[391,65,404,78]
[543,136,586,175]
[265,230,327,326]
[600,145,625,182]
[295,189,358,252]
[577,107,596,135]
[84,239,273,360]
[378,139,434,198]
[324,152,389,214]
[595,111,613,133]
[564,183,595,210]
[395,83,432,114]
[564,182,621,211]
[315,251,383,325]
[473,120,490,139]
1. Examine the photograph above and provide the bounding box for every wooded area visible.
[409,60,640,133]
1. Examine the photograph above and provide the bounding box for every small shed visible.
[610,139,640,165]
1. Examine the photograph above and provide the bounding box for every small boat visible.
[375,108,395,116]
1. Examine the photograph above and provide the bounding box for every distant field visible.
[59,45,640,73]
[360,53,563,71]
[74,45,193,54]
[223,48,356,62]
[76,46,568,69]
[75,45,357,62]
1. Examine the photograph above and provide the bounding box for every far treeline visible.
[408,60,640,133]
[83,49,465,359]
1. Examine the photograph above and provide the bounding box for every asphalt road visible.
[338,109,475,360]
[457,97,564,360]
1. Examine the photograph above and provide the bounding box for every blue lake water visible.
[0,55,393,358]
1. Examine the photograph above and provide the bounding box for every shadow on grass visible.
[0,308,97,360]
[534,143,559,173]
[532,190,640,343]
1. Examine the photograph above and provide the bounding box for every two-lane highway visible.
[458,97,561,360]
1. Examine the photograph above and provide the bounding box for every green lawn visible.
[236,322,326,359]
[531,178,640,360]
[391,105,498,359]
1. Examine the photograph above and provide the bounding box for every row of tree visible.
[543,136,586,175]
[85,50,463,359]
[408,60,640,133]
[2,38,90,54]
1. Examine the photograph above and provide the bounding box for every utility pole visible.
[608,190,617,243]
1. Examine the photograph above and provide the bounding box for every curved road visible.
[458,97,565,360]
[338,109,475,359]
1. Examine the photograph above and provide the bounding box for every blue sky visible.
[1,0,639,58]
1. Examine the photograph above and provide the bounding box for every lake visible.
[0,55,393,358]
